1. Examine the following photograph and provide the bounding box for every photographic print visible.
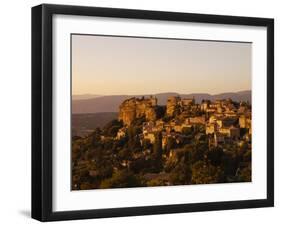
[32,4,274,221]
[71,34,252,190]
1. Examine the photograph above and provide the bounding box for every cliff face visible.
[119,96,196,125]
[118,97,157,125]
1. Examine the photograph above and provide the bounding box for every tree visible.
[130,157,148,173]
[191,142,207,163]
[153,132,162,159]
[99,170,141,188]
[118,147,131,160]
[191,160,223,184]
[155,106,166,119]
[169,155,192,185]
[142,139,152,150]
[91,128,102,148]
[147,178,166,186]
[152,132,163,171]
[162,115,172,122]
[103,119,123,136]
[236,164,251,182]
[166,137,176,153]
[221,151,238,178]
[107,126,120,137]
[207,147,224,166]
[127,126,141,151]
[182,127,193,136]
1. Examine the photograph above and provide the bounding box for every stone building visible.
[166,96,195,116]
[208,132,225,147]
[200,100,210,112]
[219,126,240,139]
[166,96,181,116]
[206,123,217,134]
[188,116,206,125]
[181,98,195,106]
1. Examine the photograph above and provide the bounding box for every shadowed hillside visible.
[72,112,118,137]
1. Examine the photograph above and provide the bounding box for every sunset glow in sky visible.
[72,34,252,95]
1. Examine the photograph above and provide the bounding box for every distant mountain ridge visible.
[72,94,102,100]
[72,90,251,114]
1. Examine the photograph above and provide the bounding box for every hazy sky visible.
[72,34,251,95]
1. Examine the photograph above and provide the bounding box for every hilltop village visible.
[118,96,251,149]
[72,96,252,190]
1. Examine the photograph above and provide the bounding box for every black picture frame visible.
[32,3,274,222]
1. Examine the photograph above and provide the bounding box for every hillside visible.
[72,112,118,137]
[72,96,252,190]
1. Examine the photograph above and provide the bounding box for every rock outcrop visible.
[118,97,157,125]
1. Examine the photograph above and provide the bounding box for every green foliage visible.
[146,178,166,186]
[128,126,142,150]
[221,151,238,177]
[162,115,173,122]
[155,106,166,119]
[103,119,123,137]
[129,157,147,173]
[242,150,251,162]
[191,161,223,184]
[170,156,192,185]
[98,164,113,179]
[191,142,207,163]
[91,128,102,148]
[237,164,251,182]
[118,147,131,160]
[207,147,224,166]
[182,127,193,136]
[99,170,142,189]
[166,137,176,153]
[131,116,145,126]
[142,139,152,150]
[153,132,163,159]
